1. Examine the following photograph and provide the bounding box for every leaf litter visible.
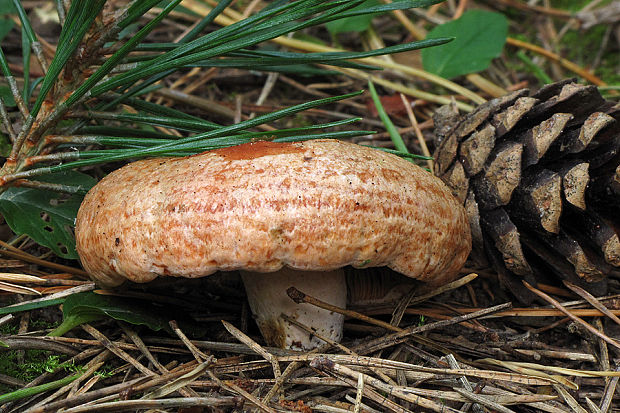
[1,0,619,412]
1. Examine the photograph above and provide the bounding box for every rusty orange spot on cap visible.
[214,141,304,161]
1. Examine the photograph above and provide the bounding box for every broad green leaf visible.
[422,9,508,79]
[0,171,96,259]
[49,292,194,337]
[325,0,380,34]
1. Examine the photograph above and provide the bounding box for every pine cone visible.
[433,79,620,301]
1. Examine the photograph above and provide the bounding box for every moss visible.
[0,350,78,392]
[552,0,613,12]
[560,25,620,85]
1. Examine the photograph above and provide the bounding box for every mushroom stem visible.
[240,268,346,350]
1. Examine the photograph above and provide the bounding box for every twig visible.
[506,37,605,85]
[287,286,402,332]
[23,372,176,413]
[280,313,353,355]
[399,94,433,171]
[553,384,589,413]
[356,302,512,354]
[4,75,29,120]
[0,239,89,277]
[60,397,240,413]
[454,388,517,413]
[0,98,16,141]
[280,313,397,385]
[221,320,281,380]
[142,361,212,399]
[523,282,620,351]
[282,354,557,385]
[224,380,276,413]
[562,281,620,327]
[169,320,211,362]
[600,366,619,413]
[445,354,484,413]
[353,373,364,413]
[11,179,89,194]
[0,283,95,311]
[81,324,156,377]
[311,357,461,413]
[409,273,478,306]
[1,336,80,355]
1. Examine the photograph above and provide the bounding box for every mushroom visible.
[75,139,471,349]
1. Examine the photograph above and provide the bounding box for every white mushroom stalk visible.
[241,268,345,350]
[75,139,471,349]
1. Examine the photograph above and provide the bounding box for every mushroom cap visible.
[75,139,471,287]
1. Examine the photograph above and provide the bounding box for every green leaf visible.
[0,298,66,316]
[0,85,16,106]
[0,0,16,13]
[0,18,14,42]
[367,79,408,154]
[0,372,82,403]
[0,171,96,259]
[421,9,508,79]
[49,292,182,337]
[325,0,380,34]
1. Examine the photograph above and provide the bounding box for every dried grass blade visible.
[221,320,281,380]
[142,361,211,399]
[312,358,460,413]
[524,282,620,351]
[224,380,277,413]
[0,240,88,277]
[600,371,619,413]
[585,397,603,413]
[288,286,400,332]
[409,273,478,306]
[23,376,148,413]
[353,373,364,413]
[0,280,41,295]
[401,387,557,404]
[453,388,517,413]
[169,319,210,362]
[483,359,620,378]
[480,359,577,389]
[352,302,512,354]
[563,281,620,327]
[281,313,353,354]
[290,354,557,386]
[553,384,589,413]
[309,358,419,413]
[1,283,95,311]
[60,397,240,413]
[445,353,483,413]
[81,324,155,377]
[120,323,168,373]
[0,273,46,283]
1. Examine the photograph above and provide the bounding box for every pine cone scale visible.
[433,80,620,298]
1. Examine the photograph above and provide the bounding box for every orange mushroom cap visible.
[75,139,471,287]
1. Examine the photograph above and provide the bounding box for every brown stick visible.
[523,282,620,351]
